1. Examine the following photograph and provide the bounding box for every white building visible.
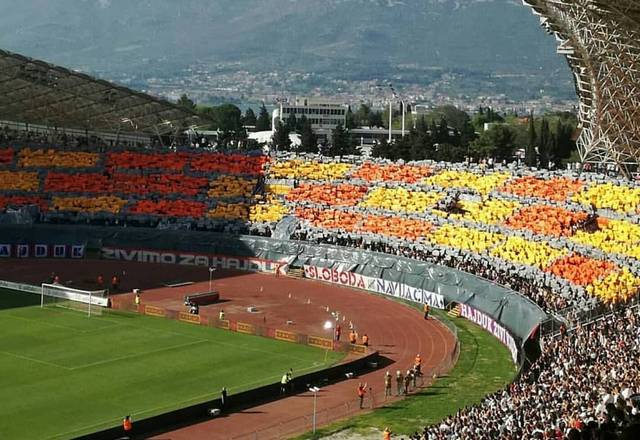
[279,97,348,141]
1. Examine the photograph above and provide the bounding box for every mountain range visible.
[0,0,574,100]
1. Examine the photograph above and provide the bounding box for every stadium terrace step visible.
[287,267,305,279]
[447,303,461,318]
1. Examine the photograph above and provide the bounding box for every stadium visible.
[0,1,639,439]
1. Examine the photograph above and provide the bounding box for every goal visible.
[40,283,109,317]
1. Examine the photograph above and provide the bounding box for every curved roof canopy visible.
[524,0,640,176]
[0,49,199,135]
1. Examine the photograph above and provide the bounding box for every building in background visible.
[279,97,348,141]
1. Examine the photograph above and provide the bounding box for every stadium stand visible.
[1,140,640,437]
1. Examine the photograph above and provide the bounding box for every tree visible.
[299,116,317,153]
[525,112,537,167]
[331,124,356,156]
[368,111,384,128]
[285,112,297,132]
[256,104,271,131]
[215,104,243,133]
[471,125,516,161]
[345,106,356,129]
[242,108,257,126]
[177,94,196,112]
[355,104,371,126]
[538,118,552,168]
[371,137,389,159]
[272,120,291,151]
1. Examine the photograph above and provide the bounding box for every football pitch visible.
[0,288,344,440]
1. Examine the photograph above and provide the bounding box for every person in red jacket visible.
[122,415,132,436]
[357,382,367,409]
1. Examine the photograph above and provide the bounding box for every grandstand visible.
[0,49,200,143]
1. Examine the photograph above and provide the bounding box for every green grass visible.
[294,309,517,439]
[0,288,343,440]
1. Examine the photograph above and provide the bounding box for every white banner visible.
[42,284,109,307]
[303,265,445,309]
[459,303,518,363]
[101,247,286,274]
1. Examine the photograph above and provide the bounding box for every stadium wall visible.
[0,224,548,358]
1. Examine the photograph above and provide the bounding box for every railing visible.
[539,292,640,337]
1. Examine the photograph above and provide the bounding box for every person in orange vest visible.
[349,330,356,344]
[122,415,132,435]
[414,354,422,376]
[357,382,367,409]
[423,303,430,320]
[383,427,392,440]
[362,333,369,347]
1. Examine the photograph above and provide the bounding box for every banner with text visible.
[459,303,518,363]
[303,265,445,309]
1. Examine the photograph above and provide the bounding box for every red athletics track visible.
[0,260,457,440]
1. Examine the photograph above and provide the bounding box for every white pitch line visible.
[69,339,208,370]
[0,350,70,370]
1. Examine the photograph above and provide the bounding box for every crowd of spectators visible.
[410,305,640,439]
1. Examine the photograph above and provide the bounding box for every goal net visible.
[40,283,108,317]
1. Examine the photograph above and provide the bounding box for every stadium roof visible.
[0,49,200,136]
[524,0,640,177]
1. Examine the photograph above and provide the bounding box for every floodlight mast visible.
[309,386,320,433]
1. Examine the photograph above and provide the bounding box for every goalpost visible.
[40,283,109,317]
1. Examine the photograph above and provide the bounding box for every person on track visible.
[423,303,430,320]
[384,371,392,399]
[362,333,369,347]
[357,382,367,409]
[414,353,422,376]
[396,370,404,396]
[335,323,341,341]
[404,369,412,394]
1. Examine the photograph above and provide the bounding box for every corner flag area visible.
[0,288,343,439]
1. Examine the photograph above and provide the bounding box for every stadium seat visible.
[500,176,584,202]
[351,162,432,184]
[107,152,189,172]
[0,171,39,191]
[0,148,13,165]
[18,149,99,168]
[286,183,368,207]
